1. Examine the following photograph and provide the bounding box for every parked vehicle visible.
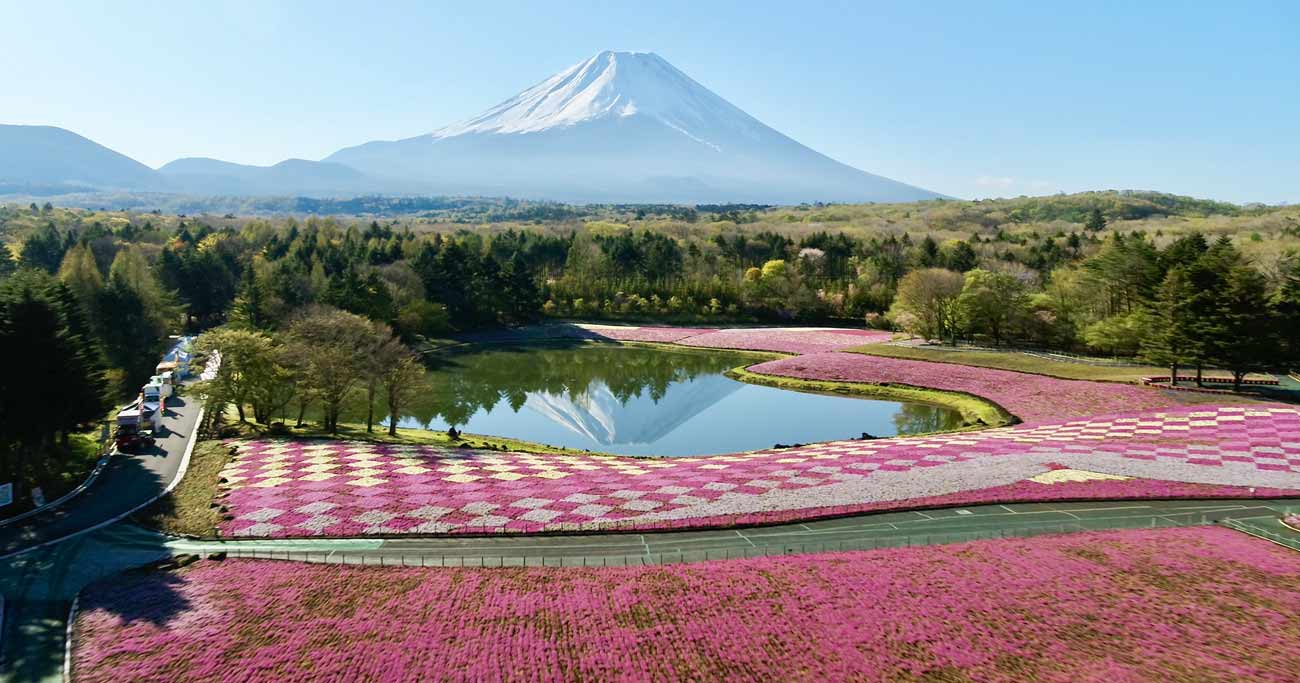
[115,405,143,430]
[142,383,166,407]
[146,377,172,401]
[114,425,155,453]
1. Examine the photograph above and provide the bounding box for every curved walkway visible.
[5,497,1298,682]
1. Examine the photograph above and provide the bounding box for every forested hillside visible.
[3,190,1298,506]
[2,190,1298,391]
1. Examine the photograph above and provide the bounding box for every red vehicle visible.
[114,427,156,453]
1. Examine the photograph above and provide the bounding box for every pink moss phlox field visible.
[71,527,1300,683]
[216,404,1300,537]
[582,326,718,343]
[450,324,892,351]
[674,328,894,354]
[749,352,1187,424]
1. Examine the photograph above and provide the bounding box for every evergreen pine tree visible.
[1215,265,1276,391]
[1139,267,1196,383]
[1084,208,1107,232]
[230,265,267,329]
[0,271,108,497]
[19,223,67,273]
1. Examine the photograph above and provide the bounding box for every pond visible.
[342,343,965,457]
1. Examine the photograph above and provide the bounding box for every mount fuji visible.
[326,51,941,203]
[1,51,943,204]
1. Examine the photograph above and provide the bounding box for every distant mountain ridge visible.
[157,157,414,196]
[0,51,944,204]
[327,51,942,203]
[0,124,164,191]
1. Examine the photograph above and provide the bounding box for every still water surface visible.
[342,343,964,456]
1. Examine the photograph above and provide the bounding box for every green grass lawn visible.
[727,366,1012,429]
[0,417,108,520]
[42,430,103,497]
[851,344,1191,383]
[213,403,604,455]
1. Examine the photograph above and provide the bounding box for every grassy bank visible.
[216,405,599,456]
[133,439,232,536]
[727,366,1013,430]
[0,424,104,520]
[850,345,1178,383]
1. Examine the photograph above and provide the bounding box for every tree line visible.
[886,233,1300,387]
[193,307,424,436]
[3,204,1298,413]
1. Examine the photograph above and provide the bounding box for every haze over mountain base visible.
[0,51,942,204]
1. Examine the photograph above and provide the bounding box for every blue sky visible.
[3,1,1297,203]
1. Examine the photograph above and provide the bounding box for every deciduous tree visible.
[890,268,965,343]
[956,269,1027,346]
[381,348,426,437]
[287,307,378,433]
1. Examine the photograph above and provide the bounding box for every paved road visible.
[183,498,1300,565]
[0,392,202,560]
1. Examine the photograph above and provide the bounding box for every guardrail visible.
[0,402,135,528]
[1141,375,1279,387]
[1220,518,1300,553]
[903,343,1147,367]
[199,511,1232,567]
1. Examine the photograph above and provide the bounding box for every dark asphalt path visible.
[0,392,202,559]
[206,498,1300,566]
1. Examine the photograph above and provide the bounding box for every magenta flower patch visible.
[71,527,1300,682]
[580,325,718,343]
[749,352,1196,424]
[215,405,1300,538]
[675,328,894,354]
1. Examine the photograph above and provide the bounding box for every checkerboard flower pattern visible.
[217,404,1300,537]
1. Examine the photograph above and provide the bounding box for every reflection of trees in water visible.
[891,401,965,435]
[344,343,744,427]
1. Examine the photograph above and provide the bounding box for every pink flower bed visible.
[1284,514,1300,531]
[675,328,894,354]
[703,476,1300,530]
[215,405,1300,537]
[71,527,1300,682]
[749,352,1188,424]
[581,326,717,343]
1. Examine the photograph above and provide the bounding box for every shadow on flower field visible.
[0,452,195,681]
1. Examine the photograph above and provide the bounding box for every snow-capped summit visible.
[326,51,943,203]
[431,51,762,149]
[4,52,942,203]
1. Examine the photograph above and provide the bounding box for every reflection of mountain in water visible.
[524,374,742,445]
